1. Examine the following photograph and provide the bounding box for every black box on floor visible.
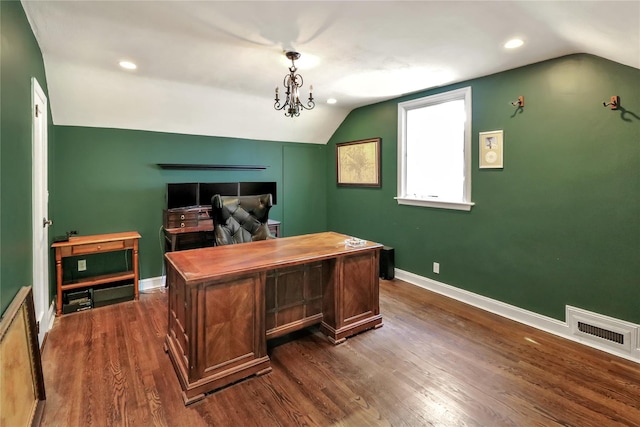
[93,283,134,308]
[63,288,91,304]
[379,246,395,280]
[62,299,92,314]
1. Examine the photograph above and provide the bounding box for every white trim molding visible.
[47,300,55,331]
[394,269,640,363]
[139,275,165,292]
[397,86,473,211]
[395,197,474,211]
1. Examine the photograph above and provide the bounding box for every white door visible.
[32,77,50,346]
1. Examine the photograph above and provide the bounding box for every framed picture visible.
[479,130,504,169]
[0,287,46,427]
[336,137,381,187]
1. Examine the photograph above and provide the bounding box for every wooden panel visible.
[167,266,188,367]
[275,267,305,308]
[265,262,325,337]
[305,263,323,320]
[203,277,257,372]
[0,287,45,427]
[342,253,376,323]
[321,258,338,327]
[265,273,276,331]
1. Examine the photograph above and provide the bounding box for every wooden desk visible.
[163,219,281,251]
[164,231,382,404]
[52,232,140,316]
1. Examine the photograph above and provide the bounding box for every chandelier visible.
[274,51,315,118]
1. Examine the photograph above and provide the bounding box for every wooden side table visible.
[51,231,140,316]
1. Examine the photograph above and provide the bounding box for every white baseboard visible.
[139,275,165,292]
[394,269,640,363]
[47,301,55,330]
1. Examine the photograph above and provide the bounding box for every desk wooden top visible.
[51,231,141,248]
[165,231,381,284]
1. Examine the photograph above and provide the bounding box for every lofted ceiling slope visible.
[21,1,640,145]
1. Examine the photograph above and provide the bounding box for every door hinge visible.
[36,321,40,334]
[35,104,39,118]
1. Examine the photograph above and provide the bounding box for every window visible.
[396,86,474,211]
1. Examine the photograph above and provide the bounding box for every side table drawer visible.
[62,240,125,256]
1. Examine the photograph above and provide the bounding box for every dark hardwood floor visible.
[40,279,640,427]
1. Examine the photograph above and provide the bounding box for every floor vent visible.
[577,321,624,345]
[567,306,638,355]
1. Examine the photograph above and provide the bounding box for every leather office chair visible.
[211,194,273,245]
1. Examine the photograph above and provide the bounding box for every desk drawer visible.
[165,219,199,228]
[163,209,203,229]
[72,240,125,255]
[166,211,199,221]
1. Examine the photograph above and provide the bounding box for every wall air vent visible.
[567,306,638,355]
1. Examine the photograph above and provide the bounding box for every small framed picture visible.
[479,130,503,169]
[336,137,381,187]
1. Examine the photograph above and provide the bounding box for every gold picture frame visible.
[336,137,381,187]
[479,130,504,169]
[0,286,46,426]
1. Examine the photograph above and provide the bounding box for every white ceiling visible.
[22,1,640,145]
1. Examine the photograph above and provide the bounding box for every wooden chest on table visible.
[163,207,210,229]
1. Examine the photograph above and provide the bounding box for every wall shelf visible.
[158,164,268,171]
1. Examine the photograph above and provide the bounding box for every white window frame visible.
[396,86,474,211]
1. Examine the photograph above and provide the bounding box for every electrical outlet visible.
[78,259,87,272]
[433,262,440,274]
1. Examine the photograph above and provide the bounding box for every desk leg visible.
[133,239,139,300]
[161,227,176,252]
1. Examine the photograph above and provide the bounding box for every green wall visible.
[0,0,52,313]
[4,0,638,330]
[326,54,640,324]
[51,127,327,281]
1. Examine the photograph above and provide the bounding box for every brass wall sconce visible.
[510,96,524,108]
[602,96,620,110]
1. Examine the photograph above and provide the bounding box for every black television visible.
[240,181,277,205]
[167,183,198,209]
[198,182,239,207]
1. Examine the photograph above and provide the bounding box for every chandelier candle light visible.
[274,51,315,117]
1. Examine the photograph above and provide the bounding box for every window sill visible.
[395,197,475,211]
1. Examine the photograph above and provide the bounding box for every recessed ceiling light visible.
[119,60,137,70]
[504,39,524,49]
[327,98,337,104]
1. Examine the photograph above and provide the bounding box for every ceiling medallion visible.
[274,51,315,118]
